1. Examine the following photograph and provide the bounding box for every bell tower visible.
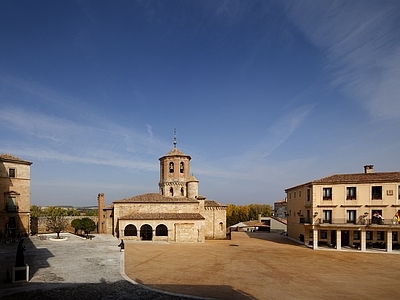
[159,129,193,198]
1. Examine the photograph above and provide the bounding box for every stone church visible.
[98,136,227,242]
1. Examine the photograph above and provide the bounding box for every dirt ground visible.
[124,231,400,300]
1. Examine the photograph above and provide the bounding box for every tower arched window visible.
[169,162,174,173]
[181,188,184,196]
[180,162,184,173]
[170,187,174,196]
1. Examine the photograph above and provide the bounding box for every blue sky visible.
[1,1,400,207]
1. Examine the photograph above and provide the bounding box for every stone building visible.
[285,165,400,252]
[0,154,33,237]
[98,136,227,242]
[274,198,287,219]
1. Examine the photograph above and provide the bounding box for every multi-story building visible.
[0,154,33,238]
[285,165,400,252]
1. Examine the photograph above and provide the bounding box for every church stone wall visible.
[202,208,227,239]
[114,202,200,220]
[118,219,204,242]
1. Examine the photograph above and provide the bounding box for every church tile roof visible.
[119,213,205,220]
[160,147,191,159]
[204,200,227,208]
[113,193,199,204]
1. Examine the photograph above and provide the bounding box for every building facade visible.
[274,199,287,219]
[285,165,400,252]
[0,154,32,238]
[98,138,227,242]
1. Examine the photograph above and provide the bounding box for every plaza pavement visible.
[2,232,400,299]
[0,233,201,299]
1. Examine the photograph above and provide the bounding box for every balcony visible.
[6,205,19,212]
[313,218,400,226]
[299,218,312,224]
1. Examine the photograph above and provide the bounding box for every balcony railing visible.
[314,218,400,226]
[6,205,19,212]
[299,218,312,224]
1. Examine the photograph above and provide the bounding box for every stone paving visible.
[0,233,201,299]
[2,232,400,300]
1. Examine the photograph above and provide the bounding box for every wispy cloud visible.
[243,105,314,160]
[0,106,163,171]
[193,105,314,182]
[285,1,400,120]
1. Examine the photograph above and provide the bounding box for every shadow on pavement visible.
[135,279,257,300]
[1,279,253,300]
[242,231,304,246]
[0,237,54,287]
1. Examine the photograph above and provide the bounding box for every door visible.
[140,224,153,241]
[341,230,349,247]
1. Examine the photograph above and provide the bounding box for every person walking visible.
[118,239,124,252]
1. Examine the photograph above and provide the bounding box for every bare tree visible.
[45,216,68,239]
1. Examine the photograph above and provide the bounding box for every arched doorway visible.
[140,224,153,241]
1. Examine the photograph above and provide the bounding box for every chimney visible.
[364,165,374,174]
[97,193,104,234]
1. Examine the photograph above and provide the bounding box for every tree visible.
[80,218,96,237]
[30,205,44,217]
[66,208,81,216]
[45,216,68,239]
[226,203,273,227]
[71,219,82,234]
[44,206,67,217]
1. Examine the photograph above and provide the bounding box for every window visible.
[320,230,327,239]
[323,188,332,200]
[346,187,356,200]
[377,231,384,241]
[347,210,356,224]
[180,162,184,173]
[299,190,302,198]
[372,210,383,224]
[372,186,382,200]
[353,231,360,240]
[156,224,168,236]
[170,187,174,196]
[181,188,184,196]
[322,210,332,223]
[7,217,16,229]
[169,162,174,173]
[307,189,310,201]
[398,186,400,199]
[294,192,296,198]
[6,197,17,212]
[9,168,15,177]
[124,224,137,236]
[366,231,372,240]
